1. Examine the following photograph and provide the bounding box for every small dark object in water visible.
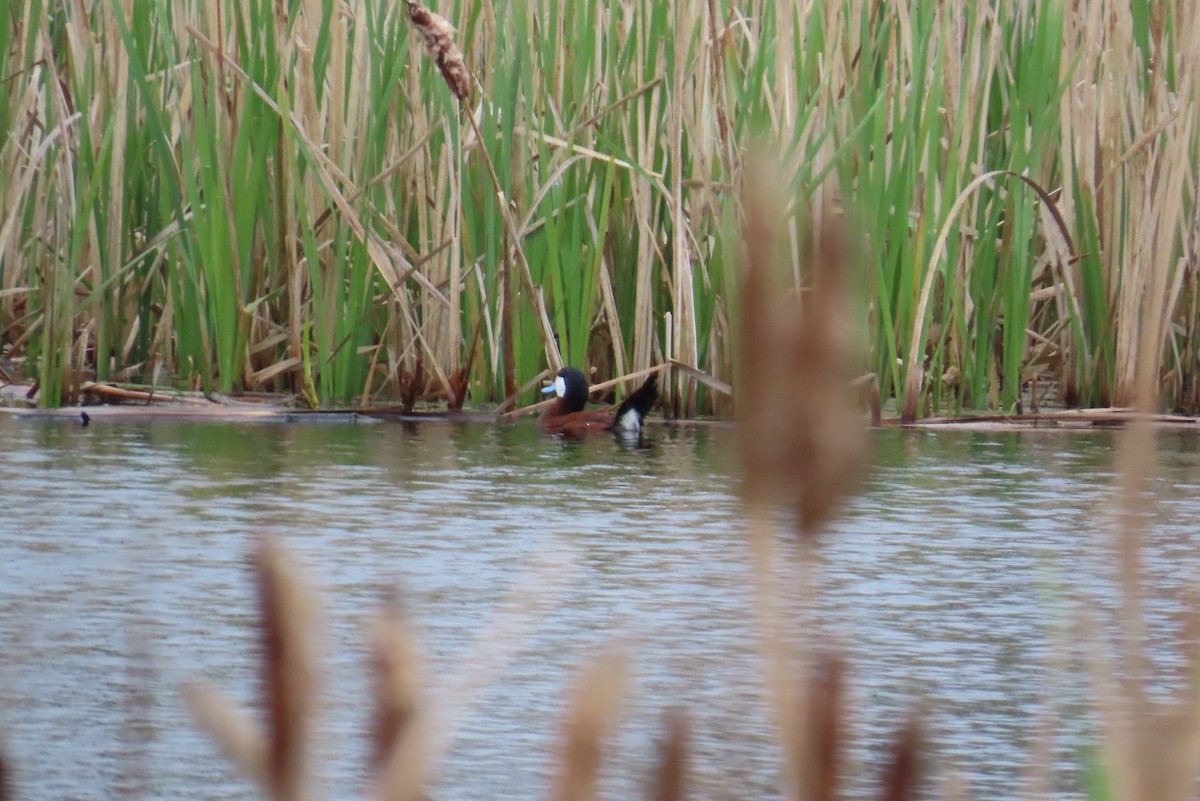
[539,367,658,438]
[80,411,90,427]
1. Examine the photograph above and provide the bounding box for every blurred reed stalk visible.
[184,537,321,801]
[1078,54,1200,792]
[551,649,628,801]
[1,1,1196,416]
[737,157,927,801]
[369,597,430,801]
[0,742,9,801]
[649,709,689,801]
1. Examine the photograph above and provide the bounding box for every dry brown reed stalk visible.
[648,709,689,801]
[798,651,845,801]
[182,681,270,786]
[184,537,321,801]
[0,741,9,801]
[405,2,471,101]
[369,596,430,801]
[1061,1,1199,409]
[738,162,870,536]
[878,711,923,801]
[1080,37,1200,790]
[550,648,629,801]
[254,538,321,801]
[1078,603,1200,801]
[738,159,879,800]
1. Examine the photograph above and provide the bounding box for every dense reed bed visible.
[1,0,1198,415]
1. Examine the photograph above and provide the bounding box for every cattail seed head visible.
[406,1,471,100]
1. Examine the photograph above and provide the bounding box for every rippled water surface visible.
[2,413,1199,800]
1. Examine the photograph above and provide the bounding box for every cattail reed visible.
[254,538,321,801]
[0,742,9,801]
[405,1,471,100]
[800,651,845,801]
[369,596,430,801]
[649,709,689,801]
[185,538,321,801]
[878,711,923,801]
[738,160,871,537]
[182,681,269,786]
[552,649,628,801]
[368,596,423,769]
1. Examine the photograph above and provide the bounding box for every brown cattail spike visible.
[369,596,423,770]
[369,594,430,801]
[738,154,871,538]
[879,710,923,801]
[0,742,9,801]
[552,649,628,801]
[650,709,689,801]
[406,1,471,100]
[802,651,845,801]
[254,537,321,801]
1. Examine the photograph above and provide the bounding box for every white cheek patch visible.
[553,376,565,397]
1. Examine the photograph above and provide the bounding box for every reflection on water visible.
[1,415,1199,800]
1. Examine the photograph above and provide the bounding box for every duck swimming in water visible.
[538,367,659,438]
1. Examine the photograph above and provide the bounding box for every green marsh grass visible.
[1,0,1197,416]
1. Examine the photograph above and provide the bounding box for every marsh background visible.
[2,0,1198,416]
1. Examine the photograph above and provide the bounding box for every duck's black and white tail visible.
[612,373,659,435]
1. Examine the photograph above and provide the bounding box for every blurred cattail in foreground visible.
[649,709,689,801]
[879,710,923,801]
[551,649,629,801]
[405,1,471,100]
[369,596,430,801]
[737,158,871,538]
[180,540,658,801]
[0,741,9,801]
[184,537,322,801]
[737,158,926,801]
[256,538,321,801]
[798,650,846,801]
[1081,219,1200,801]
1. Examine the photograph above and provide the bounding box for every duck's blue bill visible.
[541,385,556,394]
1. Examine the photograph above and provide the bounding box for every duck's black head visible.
[542,366,590,413]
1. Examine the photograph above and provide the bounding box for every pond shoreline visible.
[2,394,1197,432]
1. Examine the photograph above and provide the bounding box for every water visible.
[1,413,1199,800]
